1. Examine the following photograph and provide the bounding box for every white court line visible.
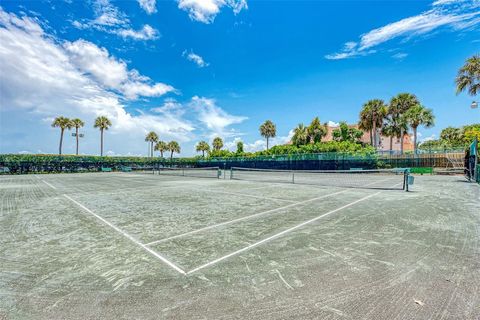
[186,191,380,275]
[41,180,57,190]
[145,189,350,246]
[145,176,397,247]
[63,194,185,275]
[196,189,296,203]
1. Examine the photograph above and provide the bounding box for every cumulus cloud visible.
[64,39,174,99]
[138,0,157,14]
[189,96,247,138]
[90,0,129,27]
[116,25,159,40]
[177,0,247,24]
[326,121,340,127]
[183,50,209,67]
[326,0,480,60]
[0,8,188,154]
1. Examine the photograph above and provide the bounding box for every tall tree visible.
[292,123,309,146]
[307,117,327,143]
[390,93,420,154]
[145,131,159,157]
[212,137,224,151]
[361,99,388,149]
[259,120,276,150]
[236,141,244,154]
[358,108,373,145]
[154,141,168,158]
[381,114,399,152]
[440,127,463,146]
[456,54,480,96]
[195,141,210,157]
[404,105,435,154]
[51,116,72,155]
[70,118,84,156]
[332,122,363,143]
[94,116,112,156]
[167,141,180,160]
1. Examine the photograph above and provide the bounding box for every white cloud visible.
[392,52,408,60]
[138,0,157,14]
[326,0,480,60]
[177,0,247,24]
[326,121,340,127]
[116,25,159,40]
[189,96,247,138]
[72,0,159,41]
[225,130,293,152]
[183,50,209,67]
[0,8,189,155]
[64,39,174,99]
[419,133,437,143]
[91,0,129,27]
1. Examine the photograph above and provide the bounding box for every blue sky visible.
[0,0,479,156]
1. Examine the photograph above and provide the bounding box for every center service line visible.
[145,189,350,246]
[186,191,380,275]
[145,177,396,247]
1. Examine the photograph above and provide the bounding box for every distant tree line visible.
[52,116,111,156]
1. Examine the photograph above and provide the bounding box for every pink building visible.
[323,124,414,152]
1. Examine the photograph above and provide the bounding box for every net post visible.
[230,168,233,179]
[404,169,409,192]
[292,171,295,184]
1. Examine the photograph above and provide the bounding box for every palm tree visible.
[145,131,159,157]
[440,127,463,146]
[404,105,435,154]
[259,120,276,150]
[51,116,72,155]
[195,141,210,157]
[361,99,388,149]
[381,114,399,152]
[70,118,84,155]
[154,140,168,158]
[94,116,112,156]
[212,137,223,151]
[390,93,419,154]
[307,117,327,143]
[167,141,180,160]
[358,109,373,145]
[292,123,309,146]
[456,54,480,96]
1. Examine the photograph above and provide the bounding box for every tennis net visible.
[229,167,409,190]
[155,167,221,179]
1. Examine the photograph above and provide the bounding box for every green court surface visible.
[0,172,479,319]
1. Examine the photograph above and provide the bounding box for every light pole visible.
[472,101,478,109]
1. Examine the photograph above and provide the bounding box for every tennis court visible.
[1,170,479,319]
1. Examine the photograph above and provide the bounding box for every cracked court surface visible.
[0,172,479,319]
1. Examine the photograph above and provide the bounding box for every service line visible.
[145,189,350,246]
